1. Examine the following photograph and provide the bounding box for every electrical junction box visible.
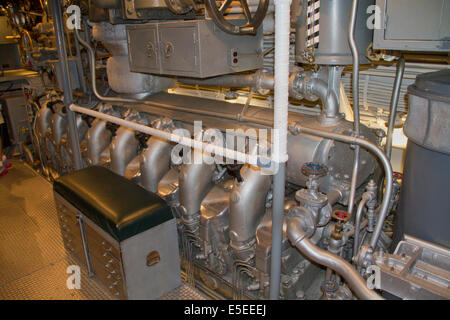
[373,0,450,51]
[126,19,263,78]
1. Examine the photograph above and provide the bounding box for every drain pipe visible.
[51,0,83,170]
[347,0,361,216]
[269,0,291,300]
[385,56,405,160]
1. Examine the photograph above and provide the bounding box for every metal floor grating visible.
[0,160,206,300]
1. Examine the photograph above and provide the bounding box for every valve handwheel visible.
[205,0,270,35]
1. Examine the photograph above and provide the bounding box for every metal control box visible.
[127,19,263,78]
[374,0,450,51]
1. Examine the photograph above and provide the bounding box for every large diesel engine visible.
[9,0,449,300]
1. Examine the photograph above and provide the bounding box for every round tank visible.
[393,70,450,249]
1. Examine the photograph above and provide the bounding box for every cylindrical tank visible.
[393,70,450,249]
[295,0,374,65]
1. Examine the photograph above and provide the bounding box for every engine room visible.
[0,0,449,302]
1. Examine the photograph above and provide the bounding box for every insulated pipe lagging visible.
[269,0,291,301]
[287,217,383,300]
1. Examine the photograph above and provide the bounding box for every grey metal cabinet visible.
[127,19,263,78]
[374,0,450,51]
[127,24,160,74]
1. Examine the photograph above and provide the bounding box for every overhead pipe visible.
[179,72,340,119]
[289,123,393,250]
[347,0,361,216]
[50,0,83,170]
[287,216,383,300]
[385,57,405,160]
[178,71,274,92]
[269,0,291,300]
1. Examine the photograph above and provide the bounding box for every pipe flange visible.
[255,70,272,95]
[289,72,304,100]
[354,244,374,270]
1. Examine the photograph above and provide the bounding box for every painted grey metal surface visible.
[393,141,450,249]
[375,235,450,299]
[0,94,30,149]
[295,0,374,65]
[394,69,450,249]
[127,19,263,78]
[404,69,450,155]
[374,0,450,51]
[50,0,83,171]
[121,219,182,300]
[92,22,174,95]
[51,58,81,92]
[229,165,272,261]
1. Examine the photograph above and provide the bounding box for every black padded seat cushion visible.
[53,166,173,242]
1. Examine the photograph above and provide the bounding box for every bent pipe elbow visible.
[308,78,339,118]
[287,217,383,300]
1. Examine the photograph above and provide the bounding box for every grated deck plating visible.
[0,160,205,300]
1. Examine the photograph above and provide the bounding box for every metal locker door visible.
[158,22,200,77]
[127,24,161,74]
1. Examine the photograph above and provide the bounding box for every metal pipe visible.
[347,0,361,216]
[327,188,344,206]
[385,57,405,160]
[73,24,88,93]
[51,0,83,170]
[309,78,339,118]
[287,217,383,300]
[178,71,274,91]
[353,194,370,258]
[70,104,270,166]
[269,0,291,300]
[290,123,393,250]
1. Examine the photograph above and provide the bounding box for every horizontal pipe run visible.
[178,72,274,91]
[70,104,272,167]
[353,194,370,258]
